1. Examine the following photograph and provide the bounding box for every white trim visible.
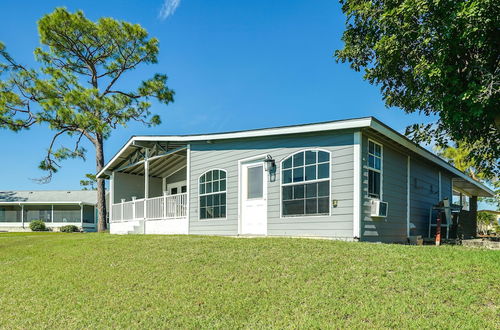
[353,132,361,240]
[279,148,332,219]
[406,155,411,237]
[186,144,191,234]
[144,149,149,200]
[131,119,372,142]
[197,168,228,221]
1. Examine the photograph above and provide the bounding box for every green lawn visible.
[0,233,498,329]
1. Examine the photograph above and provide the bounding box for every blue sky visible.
[0,0,436,191]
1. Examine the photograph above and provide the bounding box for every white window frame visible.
[198,168,228,221]
[279,148,332,218]
[367,139,383,200]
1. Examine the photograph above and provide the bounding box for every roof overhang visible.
[97,116,494,197]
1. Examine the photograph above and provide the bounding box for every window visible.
[170,187,178,195]
[247,165,263,199]
[199,169,227,219]
[281,150,330,217]
[368,140,382,198]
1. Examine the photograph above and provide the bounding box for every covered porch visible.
[102,140,190,234]
[0,202,96,231]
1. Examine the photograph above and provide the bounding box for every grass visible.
[0,233,499,329]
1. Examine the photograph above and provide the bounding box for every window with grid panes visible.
[367,140,382,198]
[281,150,330,216]
[199,169,227,219]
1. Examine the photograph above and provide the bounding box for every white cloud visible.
[158,0,181,20]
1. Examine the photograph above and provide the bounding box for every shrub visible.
[60,225,80,233]
[29,220,47,232]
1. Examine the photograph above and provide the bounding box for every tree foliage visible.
[335,0,500,177]
[436,143,499,209]
[477,211,499,235]
[80,173,97,190]
[0,8,174,231]
[0,43,37,130]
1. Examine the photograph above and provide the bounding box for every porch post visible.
[144,149,150,199]
[20,204,24,228]
[110,171,115,223]
[51,204,54,223]
[470,196,478,237]
[80,203,84,229]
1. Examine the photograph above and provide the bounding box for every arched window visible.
[199,169,227,219]
[281,150,330,217]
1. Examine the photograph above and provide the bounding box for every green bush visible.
[59,225,79,233]
[29,220,47,232]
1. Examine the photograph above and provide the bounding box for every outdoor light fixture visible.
[264,154,276,172]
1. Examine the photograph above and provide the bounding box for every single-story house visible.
[97,117,493,242]
[0,190,99,232]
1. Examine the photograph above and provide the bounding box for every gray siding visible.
[166,167,187,184]
[361,133,455,242]
[188,131,355,238]
[410,158,452,237]
[361,135,408,243]
[113,172,162,202]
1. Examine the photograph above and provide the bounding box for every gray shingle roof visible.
[0,190,98,204]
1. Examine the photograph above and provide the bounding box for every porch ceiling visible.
[452,178,492,197]
[99,141,188,179]
[118,149,186,179]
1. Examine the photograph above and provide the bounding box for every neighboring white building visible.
[0,190,99,232]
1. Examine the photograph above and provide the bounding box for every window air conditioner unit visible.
[370,200,388,217]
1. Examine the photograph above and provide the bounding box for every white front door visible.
[240,162,267,235]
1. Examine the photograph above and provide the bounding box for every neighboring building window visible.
[368,140,382,198]
[199,169,227,219]
[281,150,330,217]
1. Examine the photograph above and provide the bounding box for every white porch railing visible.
[111,193,187,222]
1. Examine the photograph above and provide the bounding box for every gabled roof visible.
[0,190,98,205]
[97,116,494,197]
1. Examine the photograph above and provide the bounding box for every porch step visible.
[111,220,144,235]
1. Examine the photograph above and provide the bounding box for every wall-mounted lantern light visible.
[264,154,276,172]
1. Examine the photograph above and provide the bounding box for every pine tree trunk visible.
[96,134,107,232]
